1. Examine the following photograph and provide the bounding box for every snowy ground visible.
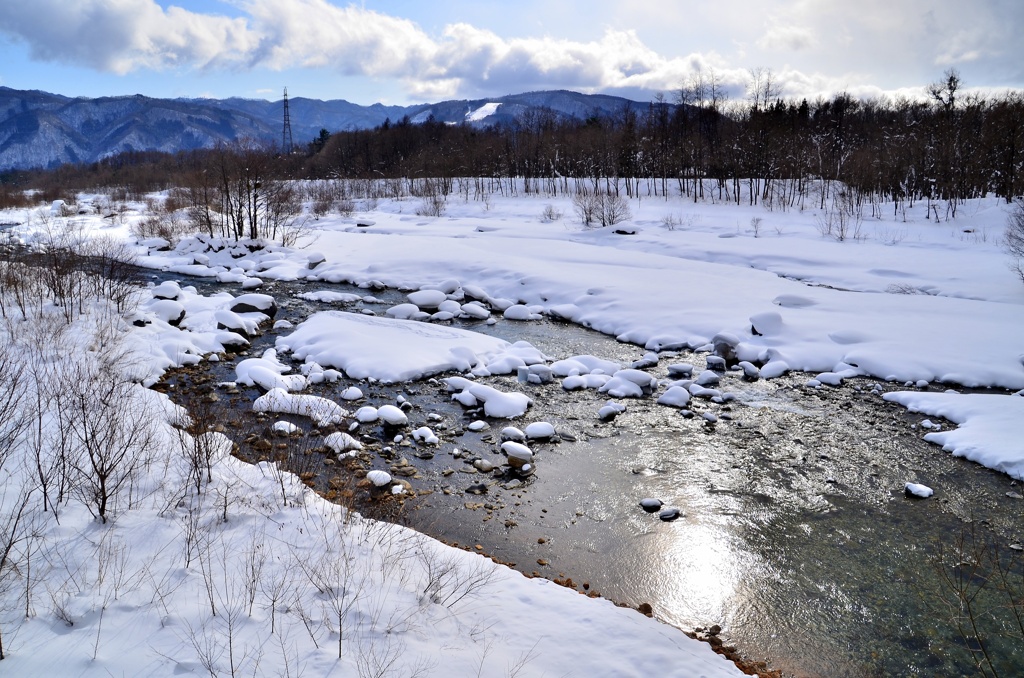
[1,183,1023,676]
[123,186,1024,477]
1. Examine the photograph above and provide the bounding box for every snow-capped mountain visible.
[0,88,654,171]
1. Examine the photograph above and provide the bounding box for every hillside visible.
[0,88,652,171]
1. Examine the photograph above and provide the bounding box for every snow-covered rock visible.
[377,404,409,426]
[904,482,934,498]
[657,386,692,408]
[446,377,532,419]
[412,426,439,445]
[325,431,364,454]
[524,422,556,440]
[253,388,347,426]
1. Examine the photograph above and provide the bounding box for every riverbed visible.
[154,273,1024,678]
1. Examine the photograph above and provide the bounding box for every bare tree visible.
[928,68,962,111]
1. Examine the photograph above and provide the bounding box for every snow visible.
[465,102,501,121]
[340,386,364,400]
[147,297,185,323]
[297,289,363,303]
[7,183,1024,678]
[524,421,556,440]
[598,400,627,420]
[355,405,380,423]
[324,430,364,453]
[905,482,935,498]
[552,354,622,377]
[235,349,306,391]
[562,373,611,390]
[460,302,491,319]
[737,361,761,379]
[272,420,300,434]
[230,292,276,313]
[884,391,1024,480]
[252,387,348,426]
[376,404,409,426]
[407,288,448,308]
[446,376,532,418]
[277,311,528,382]
[503,303,543,320]
[501,440,534,461]
[500,426,526,442]
[658,385,692,408]
[599,368,658,398]
[411,426,439,445]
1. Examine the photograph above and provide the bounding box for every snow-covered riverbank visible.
[1,185,1022,676]
[122,189,1024,477]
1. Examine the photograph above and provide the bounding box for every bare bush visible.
[540,204,563,222]
[572,189,632,228]
[750,217,763,237]
[415,194,446,217]
[130,211,189,245]
[601,191,632,226]
[176,394,223,497]
[816,190,863,242]
[416,541,498,610]
[62,345,157,523]
[1006,199,1024,283]
[929,523,1024,676]
[572,190,599,227]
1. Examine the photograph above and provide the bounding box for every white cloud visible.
[0,0,1020,102]
[0,0,257,74]
[756,22,816,52]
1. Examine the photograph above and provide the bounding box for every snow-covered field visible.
[1,184,1022,676]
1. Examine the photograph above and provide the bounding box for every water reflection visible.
[151,272,1023,677]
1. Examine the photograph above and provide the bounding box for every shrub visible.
[540,204,563,222]
[1006,199,1024,283]
[572,190,632,228]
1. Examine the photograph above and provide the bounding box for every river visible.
[153,272,1024,678]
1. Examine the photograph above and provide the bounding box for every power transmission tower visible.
[282,87,294,154]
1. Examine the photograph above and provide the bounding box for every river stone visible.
[465,483,488,495]
[706,356,727,371]
[230,293,277,318]
[473,459,496,473]
[712,332,740,363]
[366,470,392,487]
[151,299,186,326]
[501,426,526,442]
[501,441,533,469]
[408,289,447,309]
[658,507,682,521]
[905,482,934,499]
[639,498,663,513]
[524,422,556,440]
[738,361,761,380]
[150,281,182,300]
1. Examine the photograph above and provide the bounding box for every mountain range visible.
[0,88,653,172]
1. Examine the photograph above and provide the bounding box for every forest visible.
[2,70,1023,232]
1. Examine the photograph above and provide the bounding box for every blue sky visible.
[0,0,1021,105]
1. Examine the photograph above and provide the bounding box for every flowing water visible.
[153,273,1024,678]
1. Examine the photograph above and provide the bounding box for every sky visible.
[0,0,1021,105]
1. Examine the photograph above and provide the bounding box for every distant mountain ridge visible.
[0,88,653,172]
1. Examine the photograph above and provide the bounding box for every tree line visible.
[3,70,1023,224]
